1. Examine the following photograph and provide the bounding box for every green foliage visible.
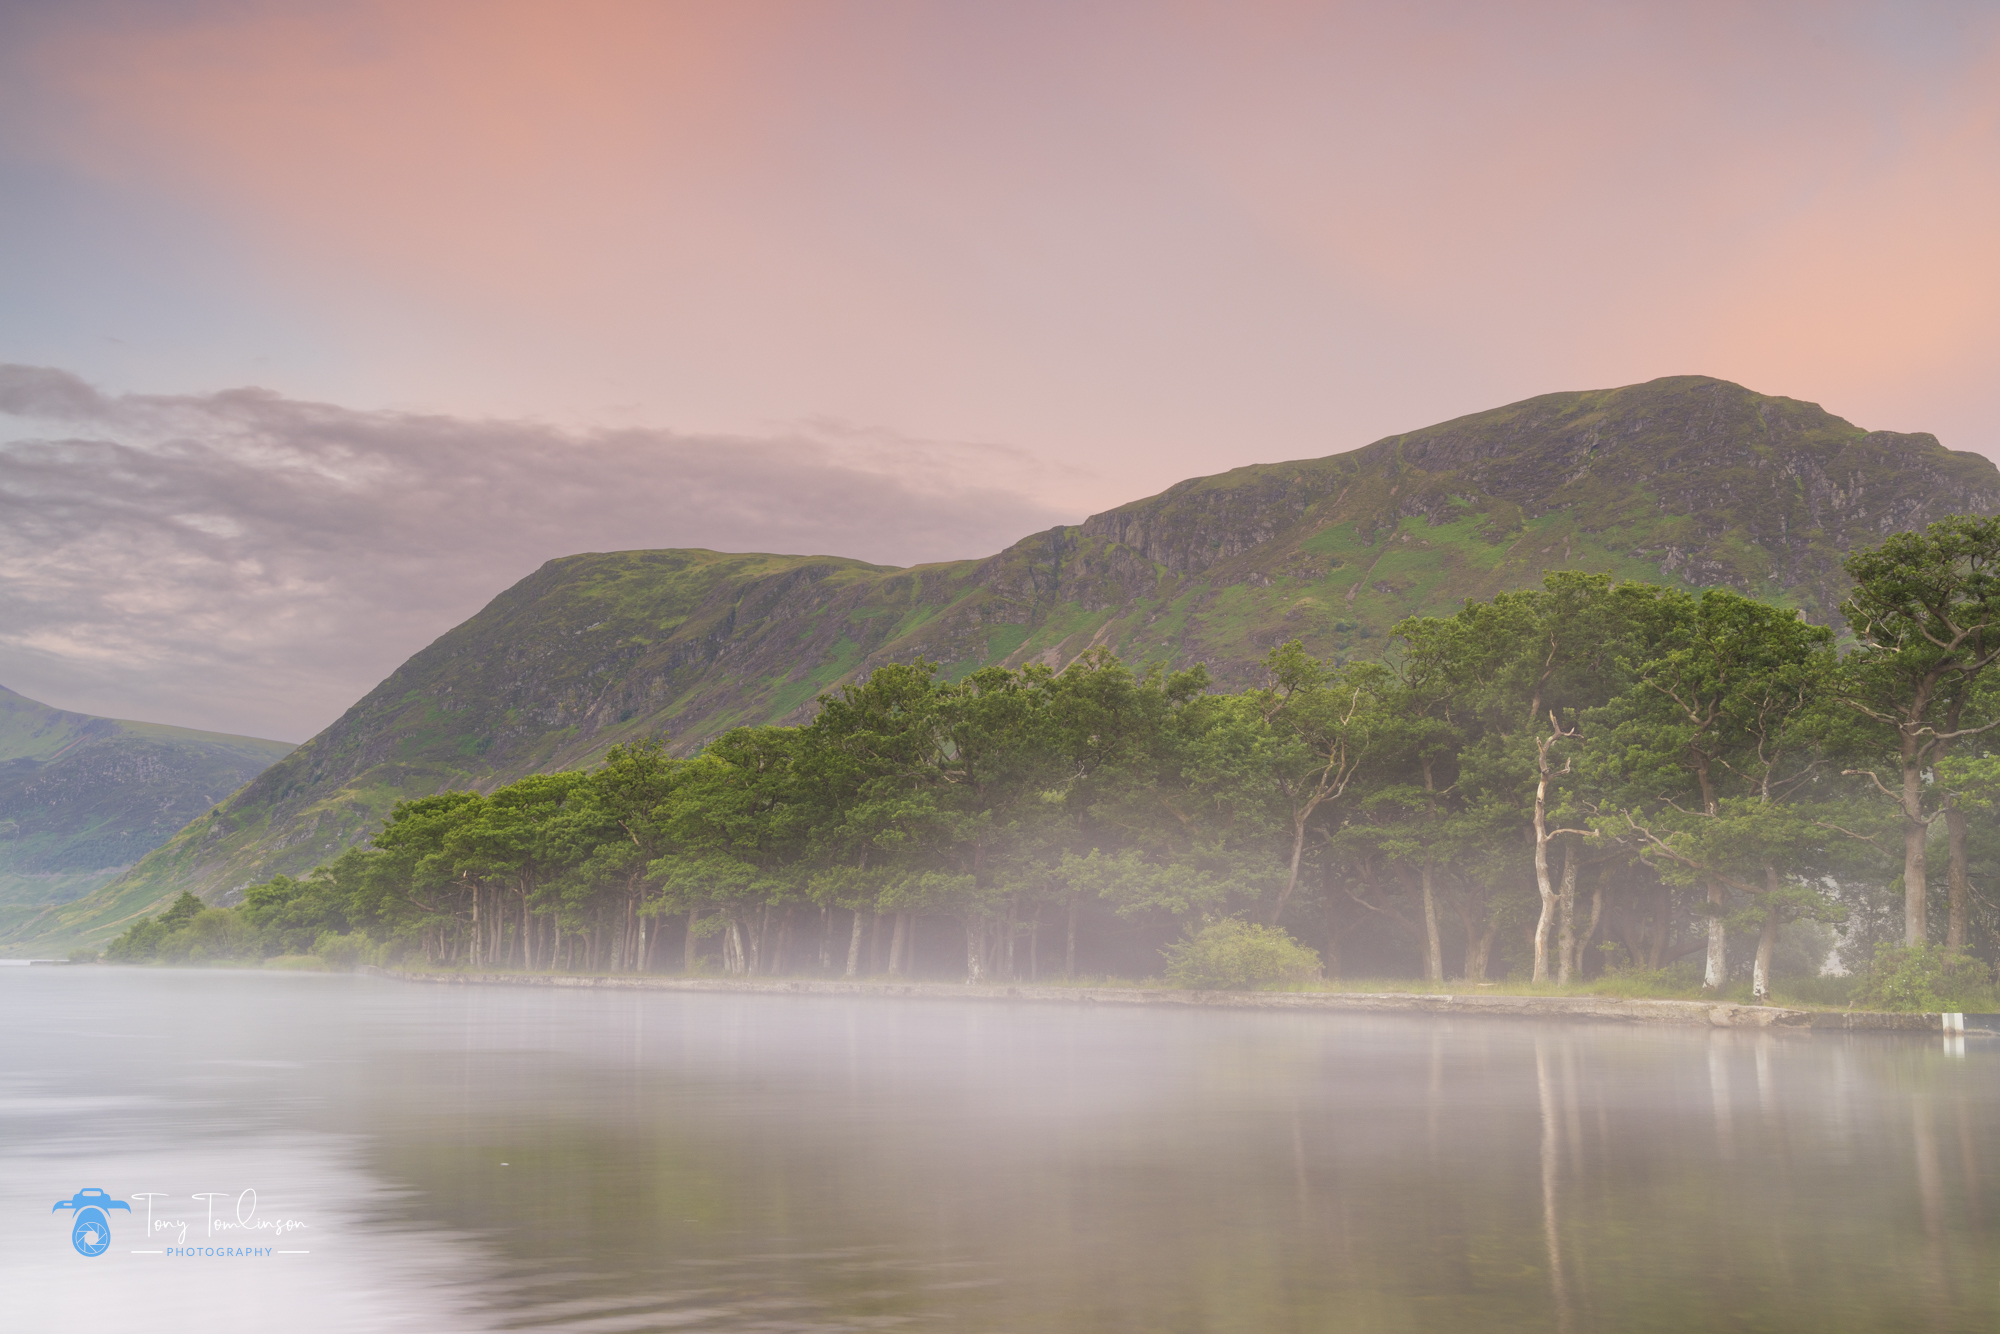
[1836,516,2000,946]
[1162,920,1322,990]
[107,903,265,964]
[104,916,166,962]
[310,930,378,970]
[158,891,206,929]
[1852,945,1997,1013]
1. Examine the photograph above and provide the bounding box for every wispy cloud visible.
[0,365,1073,741]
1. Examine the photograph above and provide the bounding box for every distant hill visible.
[0,685,292,951]
[23,375,1999,952]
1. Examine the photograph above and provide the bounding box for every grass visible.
[341,962,1864,1009]
[1258,973,1867,1009]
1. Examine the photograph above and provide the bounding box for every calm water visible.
[3,967,1996,1332]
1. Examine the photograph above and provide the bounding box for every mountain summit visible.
[20,376,1997,951]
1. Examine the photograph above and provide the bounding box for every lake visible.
[3,966,1994,1331]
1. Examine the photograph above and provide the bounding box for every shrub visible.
[311,930,377,970]
[1852,944,1996,1013]
[105,916,168,962]
[1163,920,1321,990]
[154,908,264,964]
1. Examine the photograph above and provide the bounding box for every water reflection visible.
[1535,1038,1571,1334]
[7,968,2000,1332]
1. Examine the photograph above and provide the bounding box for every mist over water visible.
[4,969,1996,1332]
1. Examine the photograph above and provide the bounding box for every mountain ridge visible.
[0,684,294,946]
[16,375,1997,953]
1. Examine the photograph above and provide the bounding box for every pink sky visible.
[2,0,1999,735]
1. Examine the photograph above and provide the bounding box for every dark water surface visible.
[4,966,1997,1332]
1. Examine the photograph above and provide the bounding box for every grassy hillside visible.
[0,685,293,949]
[25,375,1997,953]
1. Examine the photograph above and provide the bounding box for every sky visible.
[2,0,1998,742]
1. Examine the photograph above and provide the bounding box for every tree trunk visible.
[1066,896,1078,979]
[1703,880,1727,991]
[1531,864,1556,984]
[1903,752,1929,946]
[1002,897,1018,980]
[1421,863,1443,983]
[683,908,703,973]
[965,917,988,983]
[1275,816,1309,924]
[886,911,909,977]
[1556,846,1579,986]
[1946,797,1970,953]
[1647,884,1672,970]
[1465,923,1496,983]
[818,905,833,975]
[1753,898,1780,1004]
[1531,738,1560,984]
[1583,875,1604,980]
[1029,905,1040,981]
[773,906,795,976]
[845,908,865,978]
[868,912,884,974]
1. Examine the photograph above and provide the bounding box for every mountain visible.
[20,375,1998,952]
[0,685,293,950]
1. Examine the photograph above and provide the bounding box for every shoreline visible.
[374,969,1971,1032]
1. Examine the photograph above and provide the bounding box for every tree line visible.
[108,516,2000,995]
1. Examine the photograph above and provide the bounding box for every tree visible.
[657,727,809,975]
[798,659,955,977]
[1838,516,2000,946]
[1398,574,1642,984]
[368,790,486,964]
[560,742,679,971]
[1254,643,1387,927]
[444,772,588,970]
[1596,588,1840,994]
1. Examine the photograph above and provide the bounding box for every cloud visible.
[0,365,1074,741]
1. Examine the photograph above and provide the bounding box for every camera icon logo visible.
[53,1188,131,1257]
